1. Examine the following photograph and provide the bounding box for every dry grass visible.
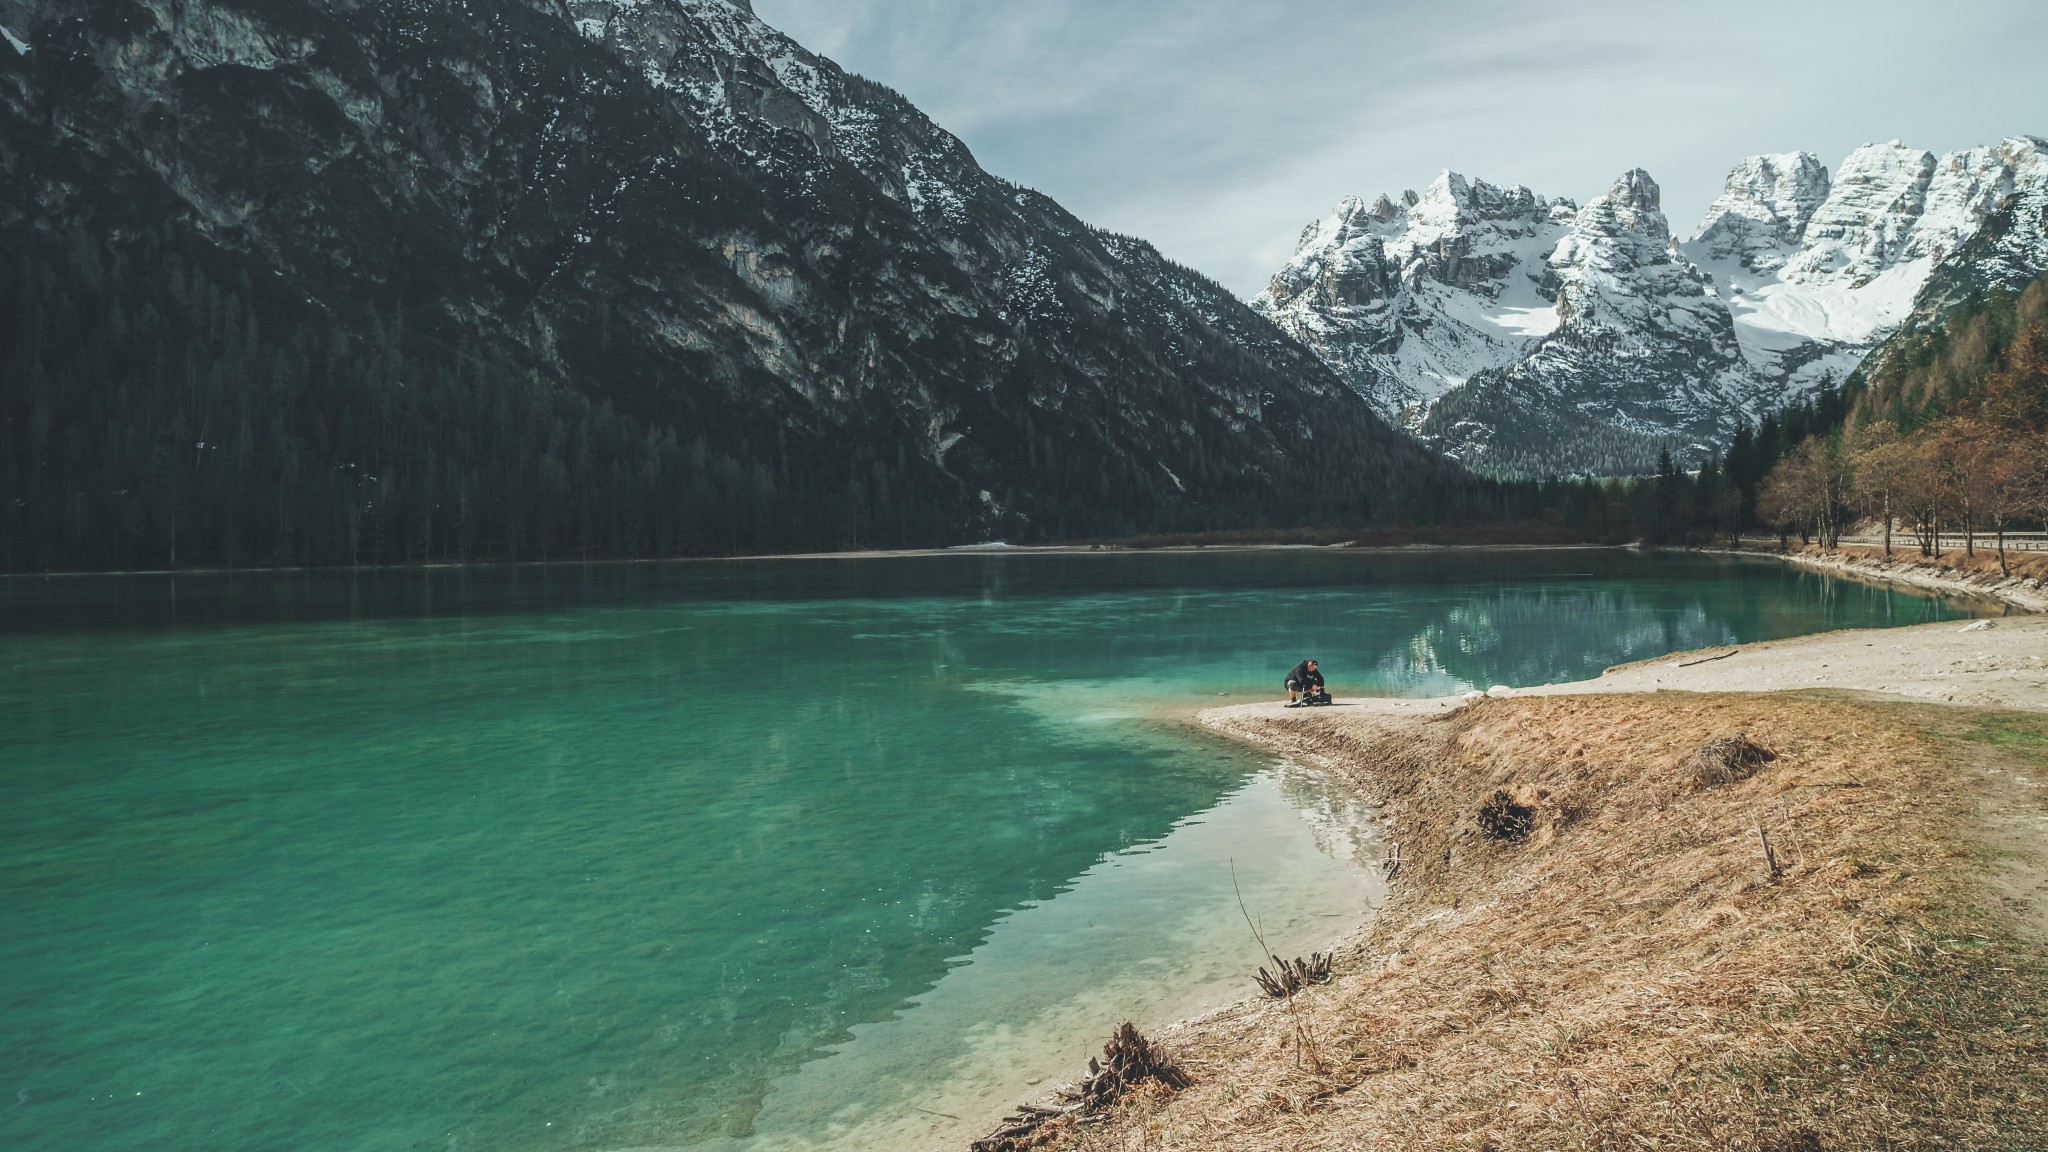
[1055,695,2048,1152]
[1683,734,1778,789]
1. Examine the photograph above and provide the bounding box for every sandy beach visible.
[1212,611,2048,724]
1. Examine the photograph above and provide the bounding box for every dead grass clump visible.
[1067,695,2048,1152]
[1685,732,1778,788]
[972,1022,1189,1151]
[1476,788,1534,841]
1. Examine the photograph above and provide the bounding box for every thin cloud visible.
[755,0,2048,295]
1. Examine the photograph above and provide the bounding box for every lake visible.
[0,550,1979,1151]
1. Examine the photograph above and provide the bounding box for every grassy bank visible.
[1042,693,2048,1151]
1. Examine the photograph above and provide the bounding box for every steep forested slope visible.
[1847,288,2047,434]
[0,0,1457,570]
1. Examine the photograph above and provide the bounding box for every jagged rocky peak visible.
[1410,170,1547,226]
[1261,170,1560,308]
[1783,140,1936,284]
[1551,168,1679,279]
[1250,169,1575,421]
[1544,167,1731,348]
[1415,163,1754,475]
[1300,170,1544,238]
[1907,135,2048,264]
[1600,169,1666,233]
[1691,151,1830,273]
[1612,168,1662,213]
[1694,137,2048,291]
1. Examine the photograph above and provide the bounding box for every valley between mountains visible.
[2,0,2044,560]
[6,6,2048,1151]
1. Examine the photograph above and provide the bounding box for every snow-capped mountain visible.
[1702,137,2048,388]
[1252,173,1572,418]
[1255,136,2048,475]
[1520,168,1758,438]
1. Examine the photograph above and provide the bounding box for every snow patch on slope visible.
[1686,135,2048,389]
[1250,172,1571,419]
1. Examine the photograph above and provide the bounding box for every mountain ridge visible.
[0,0,1458,569]
[1254,135,2048,476]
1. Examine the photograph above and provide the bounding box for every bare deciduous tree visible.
[1851,423,1906,557]
[1758,438,1855,550]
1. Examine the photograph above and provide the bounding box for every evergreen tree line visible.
[20,226,2021,573]
[2,228,968,572]
[1394,380,1858,549]
[1418,369,1681,480]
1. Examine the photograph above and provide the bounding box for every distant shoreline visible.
[0,540,1633,580]
[1718,542,2048,613]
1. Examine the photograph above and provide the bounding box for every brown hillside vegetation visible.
[1758,280,2048,562]
[1854,279,2048,430]
[1051,695,2048,1152]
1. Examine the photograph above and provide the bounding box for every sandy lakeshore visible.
[1211,611,2048,725]
[992,614,2048,1152]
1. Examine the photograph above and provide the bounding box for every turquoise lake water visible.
[0,551,1980,1151]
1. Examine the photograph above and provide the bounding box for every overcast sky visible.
[751,0,2048,296]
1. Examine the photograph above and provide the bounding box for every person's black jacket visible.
[1286,661,1324,690]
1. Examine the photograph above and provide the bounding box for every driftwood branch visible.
[1678,649,1740,667]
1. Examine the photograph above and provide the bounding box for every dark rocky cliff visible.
[0,0,1456,568]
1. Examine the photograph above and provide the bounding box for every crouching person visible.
[1285,658,1330,707]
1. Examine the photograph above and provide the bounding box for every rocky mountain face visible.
[1255,137,2048,477]
[1689,151,1832,273]
[1696,138,2048,389]
[1889,142,2048,327]
[1251,172,1572,418]
[0,0,1446,568]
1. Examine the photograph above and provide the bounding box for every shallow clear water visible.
[0,551,1979,1151]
